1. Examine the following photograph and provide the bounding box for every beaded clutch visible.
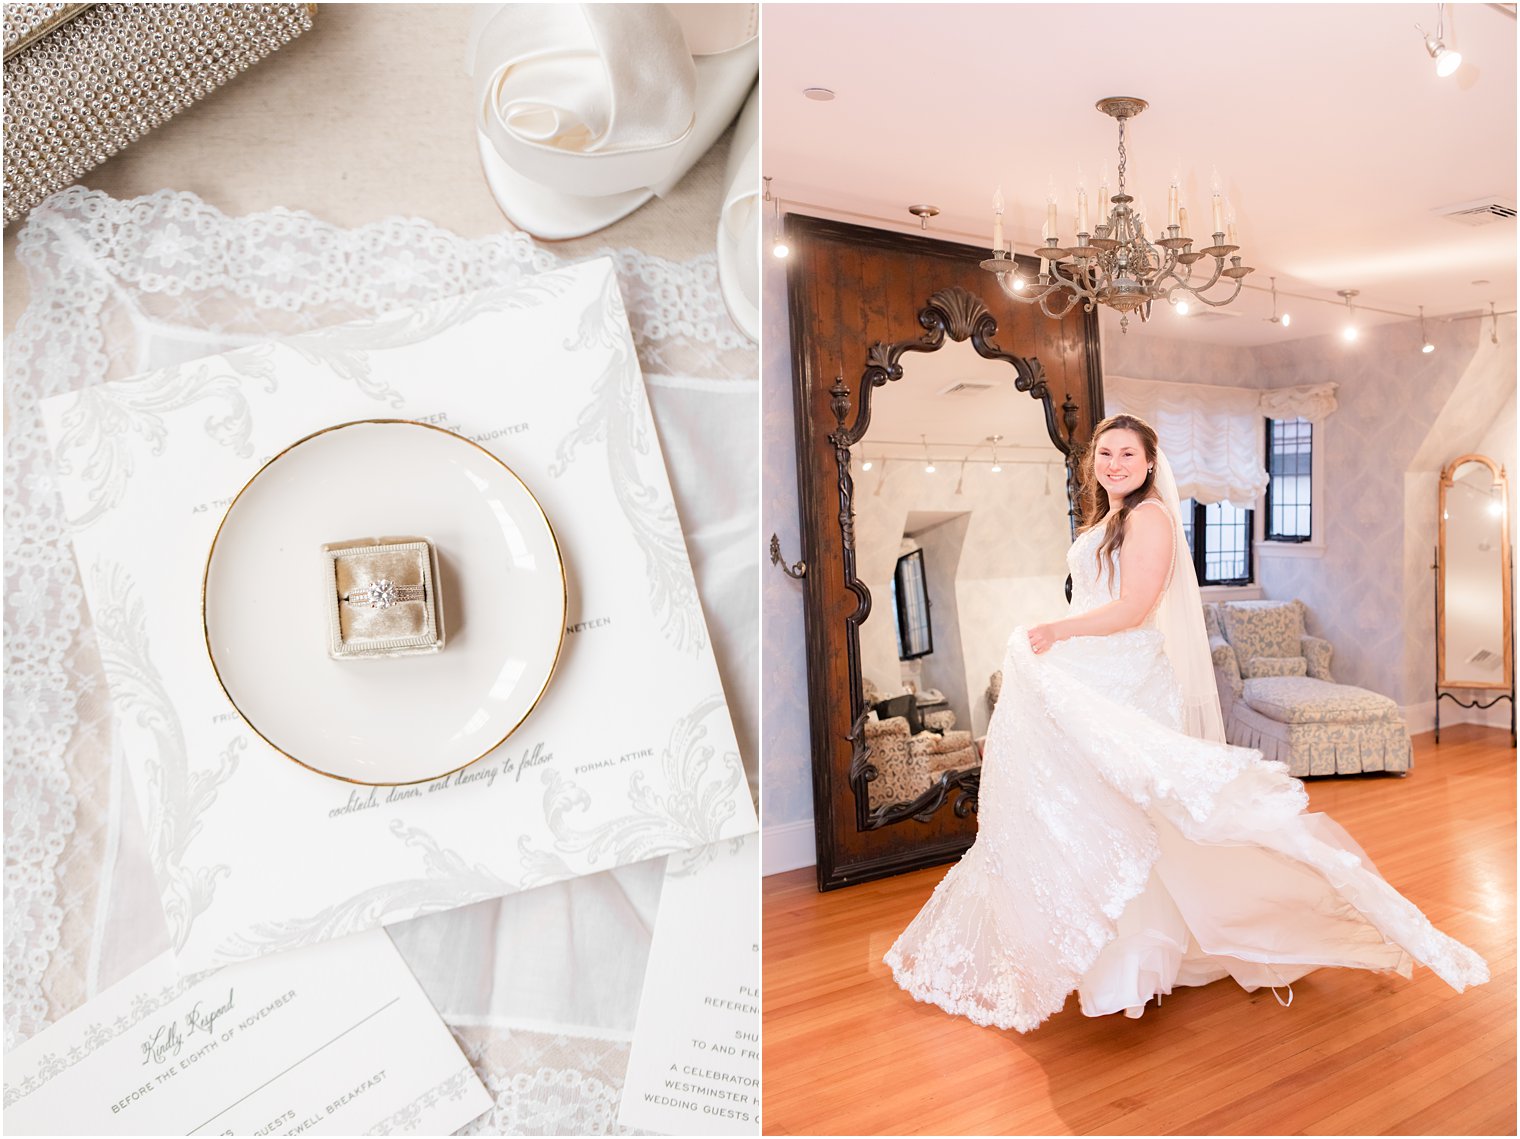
[2,3,314,224]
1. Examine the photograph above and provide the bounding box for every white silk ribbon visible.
[718,84,759,340]
[469,4,758,237]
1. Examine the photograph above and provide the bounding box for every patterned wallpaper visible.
[1398,318,1516,706]
[760,259,813,829]
[1111,313,1514,707]
[1256,317,1506,706]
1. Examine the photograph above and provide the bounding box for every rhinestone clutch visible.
[3,3,315,225]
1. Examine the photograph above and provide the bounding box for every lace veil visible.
[1152,450,1228,743]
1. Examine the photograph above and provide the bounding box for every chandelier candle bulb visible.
[1226,220,1237,247]
[980,97,1252,333]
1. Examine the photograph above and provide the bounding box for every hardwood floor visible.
[762,726,1516,1136]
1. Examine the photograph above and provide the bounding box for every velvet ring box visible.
[323,537,445,659]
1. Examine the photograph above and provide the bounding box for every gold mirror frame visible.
[1435,455,1514,739]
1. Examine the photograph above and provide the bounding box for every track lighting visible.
[1417,5,1462,77]
[1419,305,1435,353]
[765,176,789,259]
[987,434,1004,474]
[921,434,935,474]
[1265,276,1291,328]
[1338,289,1359,342]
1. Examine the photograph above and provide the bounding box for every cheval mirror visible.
[1435,453,1515,744]
[783,215,1105,889]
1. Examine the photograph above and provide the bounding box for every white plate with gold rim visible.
[203,420,566,785]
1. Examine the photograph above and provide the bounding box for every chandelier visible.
[981,97,1254,332]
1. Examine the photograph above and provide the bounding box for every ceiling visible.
[859,337,1062,463]
[762,3,1518,348]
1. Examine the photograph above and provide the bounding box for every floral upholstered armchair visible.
[861,678,980,809]
[1205,600,1412,777]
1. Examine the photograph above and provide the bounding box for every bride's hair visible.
[1077,413,1160,581]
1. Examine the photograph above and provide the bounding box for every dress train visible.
[884,524,1488,1033]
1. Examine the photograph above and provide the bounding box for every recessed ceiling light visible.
[1472,279,1491,287]
[803,87,835,101]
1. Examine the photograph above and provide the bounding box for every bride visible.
[884,414,1489,1031]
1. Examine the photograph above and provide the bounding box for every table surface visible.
[3,3,735,337]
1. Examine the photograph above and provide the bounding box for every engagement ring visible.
[324,536,444,659]
[343,579,425,610]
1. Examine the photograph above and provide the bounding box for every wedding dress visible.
[884,487,1489,1033]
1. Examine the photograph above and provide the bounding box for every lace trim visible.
[885,627,1487,1033]
[3,186,751,1050]
[452,1025,650,1136]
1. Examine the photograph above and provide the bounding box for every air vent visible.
[1467,648,1502,667]
[937,380,995,396]
[1435,197,1517,226]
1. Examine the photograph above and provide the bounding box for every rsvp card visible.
[39,259,756,974]
[2,930,491,1135]
[618,834,760,1135]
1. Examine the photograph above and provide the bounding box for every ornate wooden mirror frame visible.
[784,215,1106,890]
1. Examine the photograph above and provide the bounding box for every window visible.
[1180,498,1254,586]
[892,549,933,660]
[1265,417,1313,542]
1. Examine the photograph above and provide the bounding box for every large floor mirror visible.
[1436,453,1515,743]
[854,333,1074,818]
[784,216,1105,889]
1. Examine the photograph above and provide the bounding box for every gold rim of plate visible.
[200,418,568,787]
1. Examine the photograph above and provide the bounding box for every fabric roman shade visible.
[1106,377,1337,506]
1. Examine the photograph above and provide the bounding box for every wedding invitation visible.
[2,930,491,1135]
[618,834,760,1135]
[39,259,756,974]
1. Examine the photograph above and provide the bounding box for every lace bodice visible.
[1067,500,1175,625]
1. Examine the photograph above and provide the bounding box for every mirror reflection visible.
[1440,457,1512,688]
[854,336,1070,813]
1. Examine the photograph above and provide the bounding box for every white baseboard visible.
[1404,698,1514,735]
[762,819,816,876]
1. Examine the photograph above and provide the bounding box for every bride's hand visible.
[1027,623,1061,654]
